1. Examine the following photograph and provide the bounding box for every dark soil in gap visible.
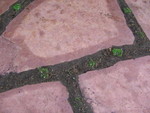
[0,44,150,113]
[117,0,150,46]
[0,0,150,113]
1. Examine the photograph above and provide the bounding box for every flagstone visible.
[0,81,73,113]
[0,36,18,75]
[79,56,150,113]
[2,0,134,73]
[126,0,150,39]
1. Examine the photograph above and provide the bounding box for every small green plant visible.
[74,97,83,107]
[12,3,21,11]
[123,7,132,14]
[75,97,81,102]
[38,67,49,78]
[137,31,145,38]
[88,58,96,68]
[111,48,123,57]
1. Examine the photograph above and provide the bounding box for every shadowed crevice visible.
[0,0,150,113]
[117,0,150,46]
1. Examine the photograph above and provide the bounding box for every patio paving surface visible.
[0,0,150,113]
[0,82,73,113]
[0,36,18,75]
[2,0,134,73]
[79,56,150,113]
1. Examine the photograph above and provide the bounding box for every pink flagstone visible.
[0,0,17,14]
[79,56,150,113]
[126,0,150,39]
[0,36,18,75]
[2,0,134,73]
[0,81,73,113]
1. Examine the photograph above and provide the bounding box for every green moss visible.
[75,97,81,101]
[123,8,132,14]
[12,3,21,11]
[137,32,145,38]
[38,67,49,78]
[88,58,96,68]
[75,97,83,107]
[112,48,123,57]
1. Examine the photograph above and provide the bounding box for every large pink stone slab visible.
[0,81,73,113]
[79,56,150,113]
[126,0,150,39]
[2,0,134,72]
[0,36,18,75]
[0,0,17,14]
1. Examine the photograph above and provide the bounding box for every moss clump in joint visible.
[75,97,81,101]
[137,31,145,38]
[111,48,123,57]
[38,67,49,78]
[88,58,96,68]
[123,7,132,14]
[12,3,21,11]
[75,97,83,107]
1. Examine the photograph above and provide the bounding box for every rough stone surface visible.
[2,0,134,73]
[0,81,73,113]
[79,56,150,113]
[126,0,150,39]
[0,36,18,75]
[0,0,17,14]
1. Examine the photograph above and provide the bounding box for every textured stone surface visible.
[126,0,150,39]
[0,0,17,14]
[79,56,150,113]
[0,36,18,75]
[0,81,73,113]
[2,0,134,73]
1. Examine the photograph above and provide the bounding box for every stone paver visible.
[0,0,17,14]
[79,56,150,113]
[0,81,73,113]
[0,36,18,75]
[126,0,150,39]
[2,0,134,73]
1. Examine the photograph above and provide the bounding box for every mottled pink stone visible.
[79,56,150,113]
[2,0,134,73]
[0,82,73,113]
